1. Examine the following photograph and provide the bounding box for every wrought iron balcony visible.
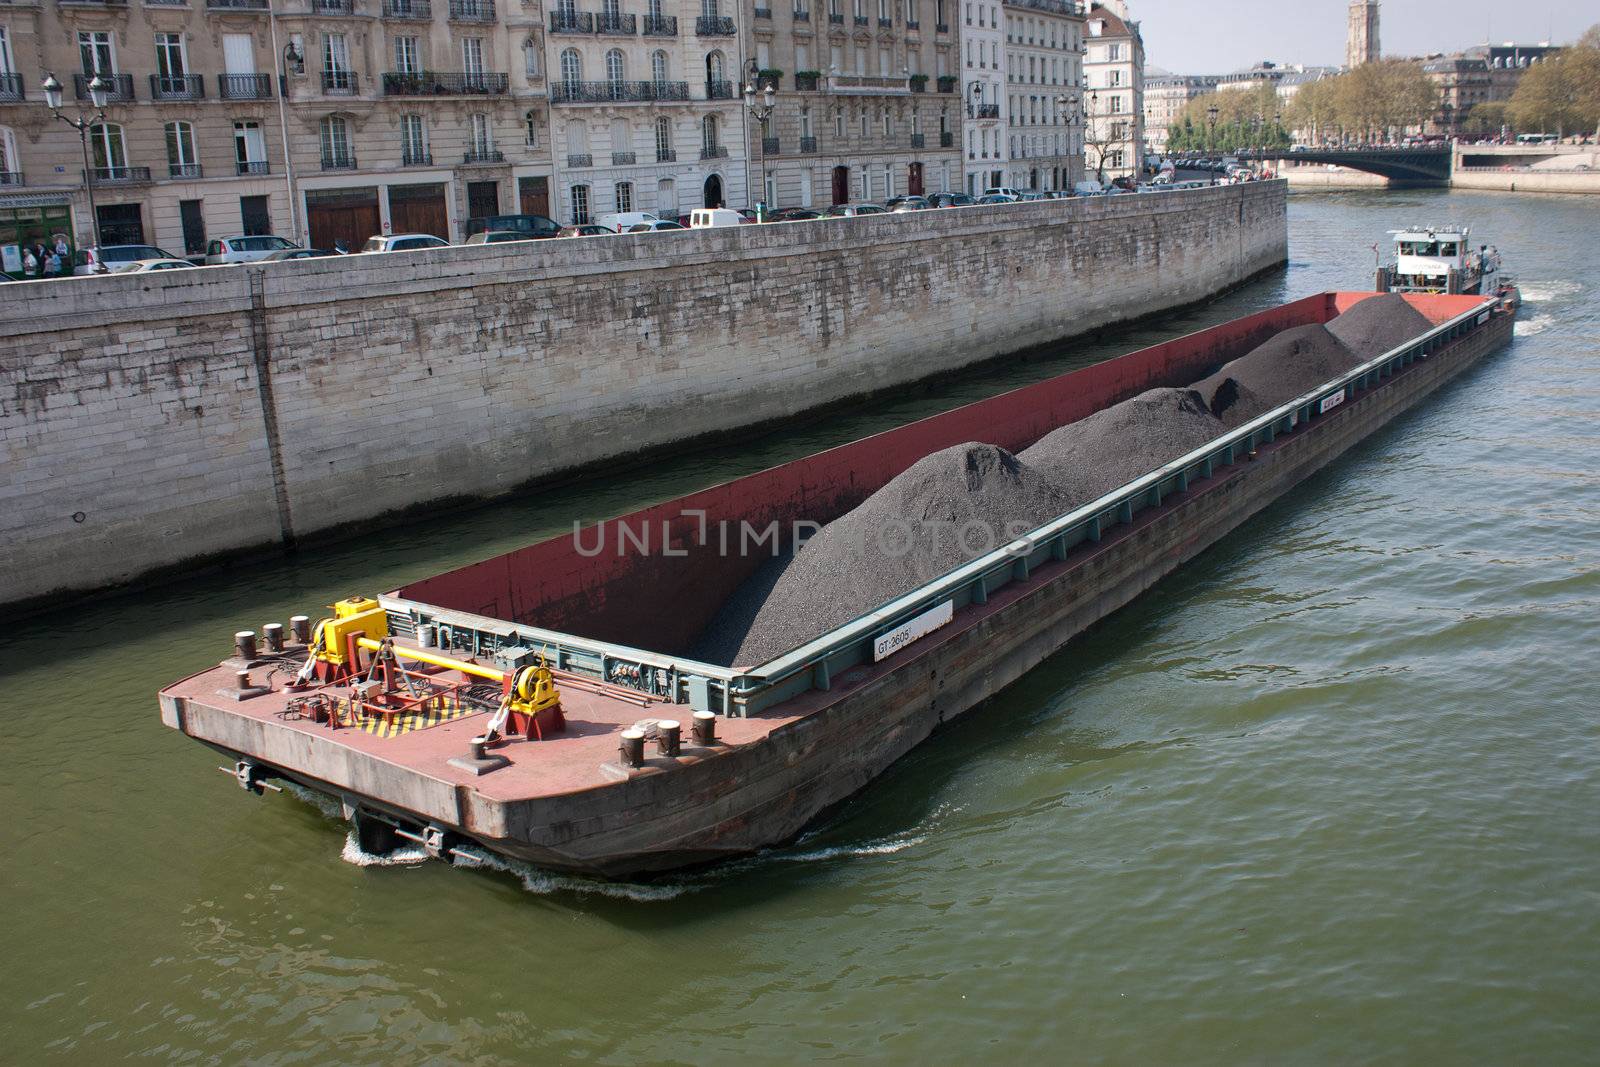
[754,5,771,15]
[321,152,358,170]
[86,166,152,183]
[795,72,819,90]
[402,146,432,166]
[761,136,779,154]
[940,130,953,147]
[168,163,204,179]
[206,0,270,8]
[76,73,135,102]
[828,12,843,23]
[313,0,353,13]
[705,79,734,99]
[827,72,911,93]
[696,15,735,34]
[0,74,24,102]
[910,132,924,148]
[382,71,509,95]
[567,152,593,167]
[877,16,890,26]
[463,148,504,164]
[792,6,810,19]
[322,70,359,94]
[150,74,204,100]
[611,150,636,165]
[935,20,949,32]
[382,0,431,16]
[0,172,24,186]
[59,0,128,5]
[905,17,918,28]
[976,103,999,118]
[236,160,271,175]
[550,11,593,32]
[853,15,867,25]
[642,14,676,34]
[552,80,690,103]
[700,144,728,159]
[798,135,817,153]
[448,0,494,21]
[596,12,636,33]
[220,74,274,100]
[656,147,676,162]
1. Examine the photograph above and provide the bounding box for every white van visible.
[689,208,742,229]
[1073,180,1104,196]
[597,211,661,233]
[983,186,1022,198]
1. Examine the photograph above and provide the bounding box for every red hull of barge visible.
[160,292,1513,876]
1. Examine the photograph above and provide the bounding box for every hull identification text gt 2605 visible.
[874,600,955,662]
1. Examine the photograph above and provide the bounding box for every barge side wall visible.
[0,183,1287,609]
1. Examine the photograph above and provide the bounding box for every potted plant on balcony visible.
[795,69,821,91]
[909,73,928,92]
[757,69,783,91]
[936,74,958,93]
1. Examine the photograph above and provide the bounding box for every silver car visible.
[203,235,301,265]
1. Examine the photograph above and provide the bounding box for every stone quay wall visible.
[0,182,1288,609]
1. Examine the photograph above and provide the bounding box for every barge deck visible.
[160,291,1515,876]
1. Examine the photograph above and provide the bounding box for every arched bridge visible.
[1238,147,1453,184]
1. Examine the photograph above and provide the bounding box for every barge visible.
[160,290,1516,877]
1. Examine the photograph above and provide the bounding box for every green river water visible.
[4,189,1597,1064]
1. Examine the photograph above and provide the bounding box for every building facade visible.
[1141,71,1210,154]
[546,0,750,224]
[1423,43,1561,137]
[1000,0,1082,192]
[739,0,963,210]
[959,0,1004,193]
[1346,0,1378,69]
[0,0,563,263]
[1080,0,1139,182]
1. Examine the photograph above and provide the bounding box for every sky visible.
[1134,0,1595,75]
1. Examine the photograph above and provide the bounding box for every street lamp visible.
[42,72,109,270]
[1206,103,1219,184]
[1055,94,1073,190]
[743,69,776,221]
[268,1,305,245]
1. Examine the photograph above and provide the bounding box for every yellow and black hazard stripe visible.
[357,701,481,738]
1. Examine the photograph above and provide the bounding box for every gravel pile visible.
[1019,388,1226,500]
[695,443,1081,666]
[1325,293,1434,361]
[1193,324,1360,425]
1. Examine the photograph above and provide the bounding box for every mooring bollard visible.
[692,710,717,745]
[262,623,284,653]
[235,669,252,691]
[289,616,311,644]
[620,729,646,768]
[234,631,257,660]
[657,719,681,758]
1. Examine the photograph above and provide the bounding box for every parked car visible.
[626,220,687,232]
[928,192,977,208]
[463,230,537,245]
[982,186,1022,198]
[463,213,560,239]
[124,258,199,272]
[260,248,339,261]
[1015,191,1051,201]
[823,203,887,217]
[886,195,931,212]
[72,244,182,275]
[765,207,822,222]
[975,193,1018,204]
[203,235,300,265]
[555,224,614,238]
[689,207,744,228]
[361,233,450,253]
[597,211,662,233]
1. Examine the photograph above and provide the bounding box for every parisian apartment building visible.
[739,0,964,210]
[0,0,765,257]
[1080,0,1140,182]
[1000,0,1081,193]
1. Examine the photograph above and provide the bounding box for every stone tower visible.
[1347,1,1380,68]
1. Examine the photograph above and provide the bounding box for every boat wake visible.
[1516,279,1581,304]
[1515,313,1554,337]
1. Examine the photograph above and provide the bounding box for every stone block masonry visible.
[0,182,1287,609]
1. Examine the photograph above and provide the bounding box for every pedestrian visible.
[22,246,37,277]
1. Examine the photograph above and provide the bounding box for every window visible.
[1108,43,1120,61]
[463,38,485,76]
[320,115,351,162]
[610,116,631,154]
[155,33,187,82]
[324,34,352,90]
[0,28,14,76]
[78,31,114,76]
[706,50,725,84]
[652,50,669,82]
[470,113,494,154]
[616,181,633,212]
[882,108,891,137]
[561,50,582,88]
[655,116,673,159]
[90,122,127,173]
[234,121,265,169]
[165,121,198,174]
[571,183,591,223]
[800,109,812,138]
[834,110,844,138]
[401,113,428,159]
[799,169,813,206]
[859,109,867,137]
[606,49,626,84]
[0,126,17,179]
[702,114,719,152]
[395,36,420,74]
[523,37,540,78]
[525,109,541,147]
